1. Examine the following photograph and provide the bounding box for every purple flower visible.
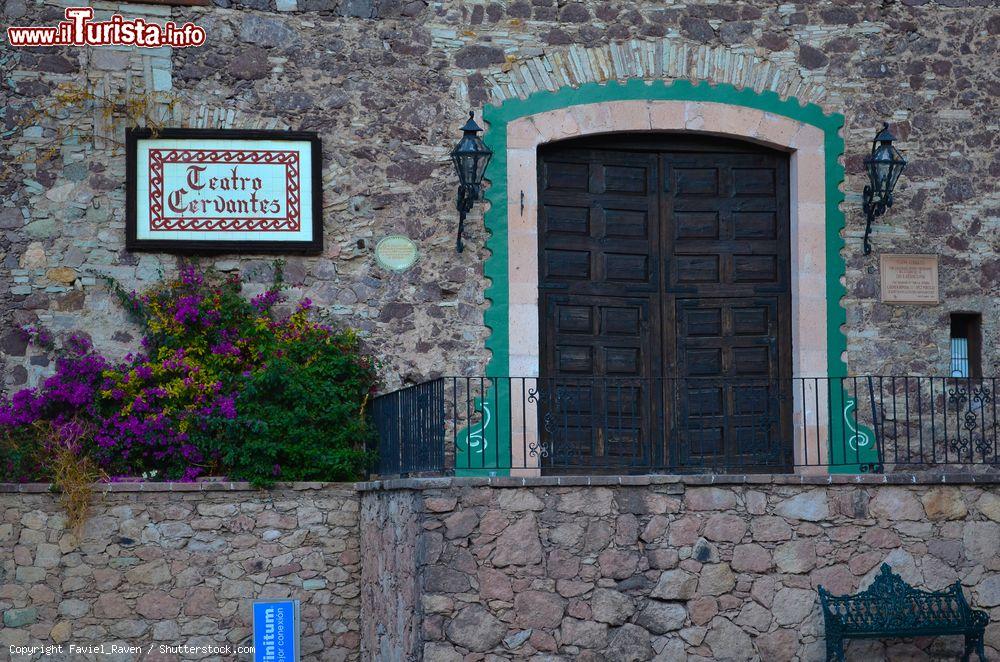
[180,466,204,482]
[251,289,283,312]
[173,295,202,325]
[217,396,237,420]
[179,264,204,287]
[22,325,55,349]
[65,333,93,356]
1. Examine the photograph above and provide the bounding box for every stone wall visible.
[359,486,421,659]
[3,1,999,391]
[3,476,1000,660]
[358,475,1000,661]
[0,483,361,661]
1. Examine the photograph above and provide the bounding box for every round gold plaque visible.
[374,235,419,272]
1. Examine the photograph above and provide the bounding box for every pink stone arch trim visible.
[505,100,830,471]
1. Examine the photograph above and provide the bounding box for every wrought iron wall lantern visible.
[862,123,907,255]
[450,111,493,253]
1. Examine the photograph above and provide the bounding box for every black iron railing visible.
[369,376,999,478]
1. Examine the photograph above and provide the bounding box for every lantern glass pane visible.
[885,163,900,194]
[475,151,491,184]
[886,149,905,194]
[869,145,895,195]
[450,153,465,186]
[470,137,491,185]
[460,155,476,185]
[876,163,890,192]
[865,159,880,195]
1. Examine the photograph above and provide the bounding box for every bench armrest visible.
[971,610,989,629]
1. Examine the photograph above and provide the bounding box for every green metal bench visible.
[819,564,989,662]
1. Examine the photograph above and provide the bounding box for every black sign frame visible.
[126,127,323,254]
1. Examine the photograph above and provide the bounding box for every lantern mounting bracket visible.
[862,184,890,256]
[860,122,907,256]
[450,110,493,253]
[456,182,477,253]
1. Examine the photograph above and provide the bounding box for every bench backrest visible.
[819,564,973,634]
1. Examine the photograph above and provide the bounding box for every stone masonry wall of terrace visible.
[359,485,421,659]
[0,483,362,662]
[2,1,999,391]
[358,477,1000,661]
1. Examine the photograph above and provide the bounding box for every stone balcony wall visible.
[0,483,362,662]
[358,475,1000,661]
[2,476,999,661]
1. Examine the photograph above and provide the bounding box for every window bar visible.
[660,379,666,472]
[814,378,821,469]
[477,377,484,471]
[412,385,418,471]
[887,376,895,465]
[524,377,541,469]
[399,386,407,475]
[395,391,403,475]
[965,376,973,464]
[961,375,968,464]
[637,379,644,470]
[800,378,808,466]
[990,377,1000,462]
[403,385,412,475]
[839,377,847,469]
[463,377,472,471]
[494,377,500,472]
[437,379,445,473]
[697,379,704,470]
[916,376,925,465]
[942,377,949,465]
[852,376,860,467]
[903,376,911,464]
[600,377,607,470]
[768,378,774,468]
[929,377,938,464]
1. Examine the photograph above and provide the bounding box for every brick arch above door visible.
[477,39,832,112]
[480,79,848,384]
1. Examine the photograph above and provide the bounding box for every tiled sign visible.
[127,128,322,253]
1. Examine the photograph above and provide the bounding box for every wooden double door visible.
[537,134,793,472]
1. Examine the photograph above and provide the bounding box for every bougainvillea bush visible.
[0,265,378,486]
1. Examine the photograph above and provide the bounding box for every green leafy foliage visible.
[1,264,379,486]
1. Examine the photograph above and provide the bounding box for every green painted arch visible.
[455,78,875,475]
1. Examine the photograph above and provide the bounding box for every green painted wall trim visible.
[456,78,874,474]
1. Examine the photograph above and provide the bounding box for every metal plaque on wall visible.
[375,235,419,272]
[880,254,939,304]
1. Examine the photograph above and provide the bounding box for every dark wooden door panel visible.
[664,152,790,299]
[540,295,657,469]
[673,297,791,469]
[538,136,792,473]
[540,150,660,298]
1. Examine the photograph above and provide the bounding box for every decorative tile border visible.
[482,38,830,111]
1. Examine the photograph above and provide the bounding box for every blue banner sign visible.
[253,600,299,662]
